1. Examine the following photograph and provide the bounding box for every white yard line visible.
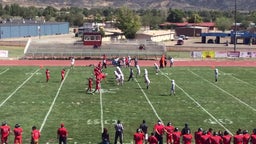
[219,70,253,86]
[100,85,104,132]
[0,68,40,107]
[0,68,9,75]
[134,78,163,122]
[160,70,233,135]
[189,69,256,112]
[39,69,70,132]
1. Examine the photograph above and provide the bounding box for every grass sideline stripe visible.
[0,68,9,75]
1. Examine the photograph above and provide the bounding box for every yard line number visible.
[204,118,233,125]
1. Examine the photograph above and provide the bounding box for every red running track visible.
[0,59,256,67]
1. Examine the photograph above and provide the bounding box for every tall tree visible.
[215,17,233,32]
[166,9,184,23]
[115,7,141,39]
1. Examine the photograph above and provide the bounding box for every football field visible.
[1,65,256,143]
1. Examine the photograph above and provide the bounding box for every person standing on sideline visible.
[250,129,256,144]
[182,130,193,144]
[139,120,148,143]
[0,121,10,144]
[102,128,110,144]
[134,128,144,144]
[70,57,75,69]
[165,122,175,144]
[170,57,174,67]
[148,132,158,144]
[61,69,65,82]
[170,80,176,95]
[114,120,124,144]
[243,130,250,144]
[233,129,243,144]
[194,128,203,144]
[57,123,68,144]
[222,131,232,144]
[154,120,165,144]
[181,123,191,135]
[214,68,219,82]
[127,67,134,81]
[173,127,182,144]
[45,68,50,82]
[13,124,23,144]
[86,77,93,93]
[31,126,41,144]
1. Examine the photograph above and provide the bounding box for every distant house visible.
[135,30,175,42]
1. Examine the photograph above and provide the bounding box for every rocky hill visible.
[0,0,255,11]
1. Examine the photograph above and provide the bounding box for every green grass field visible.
[1,65,256,144]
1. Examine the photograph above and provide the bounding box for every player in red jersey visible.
[0,121,10,144]
[31,126,41,144]
[243,130,250,144]
[234,129,243,144]
[134,128,144,144]
[93,78,101,93]
[154,120,165,144]
[182,130,193,144]
[148,132,158,144]
[173,127,182,144]
[61,69,65,82]
[222,131,232,144]
[251,129,256,144]
[194,128,203,144]
[13,124,23,144]
[200,131,210,144]
[57,123,68,144]
[45,69,50,82]
[86,77,93,93]
[210,132,222,144]
[165,122,175,144]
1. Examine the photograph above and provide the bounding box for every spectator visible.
[0,121,10,144]
[102,128,110,144]
[57,123,68,144]
[114,120,124,144]
[31,126,41,144]
[13,124,23,144]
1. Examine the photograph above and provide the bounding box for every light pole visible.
[234,0,237,52]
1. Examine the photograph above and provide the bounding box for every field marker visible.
[189,69,256,112]
[160,70,233,135]
[134,78,163,122]
[0,68,9,75]
[39,69,70,132]
[0,68,40,108]
[219,70,253,86]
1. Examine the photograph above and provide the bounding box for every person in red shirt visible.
[251,129,256,144]
[200,131,210,144]
[61,69,65,82]
[243,130,250,144]
[57,123,68,144]
[31,126,41,144]
[165,122,175,144]
[222,131,232,144]
[148,132,158,144]
[210,131,222,144]
[0,121,10,144]
[182,130,193,144]
[194,128,203,144]
[86,77,93,93]
[154,120,165,144]
[45,69,50,82]
[134,128,144,144]
[93,78,101,93]
[234,129,243,144]
[173,127,182,144]
[13,124,23,144]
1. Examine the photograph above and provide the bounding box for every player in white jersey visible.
[116,66,124,85]
[144,69,150,89]
[154,63,160,74]
[136,65,141,77]
[114,70,121,85]
[144,68,148,76]
[170,80,175,95]
[214,68,219,82]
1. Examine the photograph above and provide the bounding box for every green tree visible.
[166,9,184,23]
[187,13,203,23]
[215,17,233,32]
[115,7,141,39]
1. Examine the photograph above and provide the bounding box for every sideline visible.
[134,78,163,122]
[100,85,104,132]
[160,70,233,135]
[39,69,70,132]
[0,68,40,107]
[219,69,254,86]
[0,68,9,75]
[189,69,256,112]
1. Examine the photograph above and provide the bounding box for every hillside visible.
[0,0,255,11]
